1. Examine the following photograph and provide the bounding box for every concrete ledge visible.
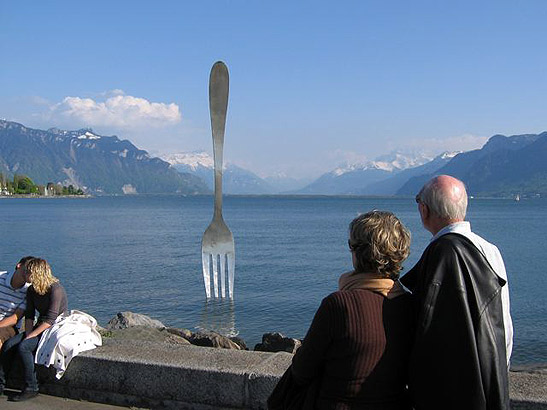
[28,339,547,409]
[38,339,292,409]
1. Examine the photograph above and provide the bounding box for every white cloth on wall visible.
[35,309,102,378]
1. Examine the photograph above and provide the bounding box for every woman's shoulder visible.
[49,281,67,294]
[319,291,345,309]
[323,289,350,301]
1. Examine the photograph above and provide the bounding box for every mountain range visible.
[292,152,437,195]
[2,119,546,197]
[164,151,447,196]
[397,132,547,197]
[162,152,311,194]
[295,131,547,197]
[0,120,208,194]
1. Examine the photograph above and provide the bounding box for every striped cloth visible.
[0,270,29,327]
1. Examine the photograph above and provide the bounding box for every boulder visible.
[230,336,248,350]
[189,331,242,350]
[254,332,302,353]
[106,312,165,330]
[165,327,193,339]
[101,326,191,345]
[102,312,247,350]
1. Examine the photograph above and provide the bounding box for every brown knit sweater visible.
[291,289,414,410]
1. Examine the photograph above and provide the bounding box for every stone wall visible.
[27,339,547,409]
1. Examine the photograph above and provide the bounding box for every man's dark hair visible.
[17,255,36,268]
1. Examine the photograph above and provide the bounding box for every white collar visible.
[431,221,471,242]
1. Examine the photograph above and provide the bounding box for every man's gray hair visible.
[418,177,468,220]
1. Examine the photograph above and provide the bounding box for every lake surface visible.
[1,195,545,365]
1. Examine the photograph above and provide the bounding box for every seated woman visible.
[272,210,414,410]
[0,258,67,402]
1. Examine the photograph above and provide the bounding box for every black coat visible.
[401,233,509,410]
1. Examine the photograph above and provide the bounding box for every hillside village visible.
[0,173,84,196]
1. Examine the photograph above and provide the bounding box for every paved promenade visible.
[0,389,129,409]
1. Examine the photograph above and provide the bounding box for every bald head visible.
[418,175,468,221]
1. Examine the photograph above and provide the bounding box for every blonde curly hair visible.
[349,210,411,279]
[27,258,59,295]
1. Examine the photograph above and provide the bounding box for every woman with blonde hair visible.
[0,258,67,402]
[269,210,414,410]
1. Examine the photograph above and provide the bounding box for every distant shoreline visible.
[0,194,92,199]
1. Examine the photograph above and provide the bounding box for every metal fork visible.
[201,61,235,299]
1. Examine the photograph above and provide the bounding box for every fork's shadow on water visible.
[197,299,238,337]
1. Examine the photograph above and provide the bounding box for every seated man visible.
[0,256,34,348]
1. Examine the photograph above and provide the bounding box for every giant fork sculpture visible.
[201,61,235,299]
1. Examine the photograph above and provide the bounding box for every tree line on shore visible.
[0,173,85,196]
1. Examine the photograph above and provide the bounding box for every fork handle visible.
[209,61,229,219]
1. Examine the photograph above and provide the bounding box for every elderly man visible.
[0,256,34,348]
[402,175,512,410]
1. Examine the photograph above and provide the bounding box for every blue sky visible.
[1,1,546,178]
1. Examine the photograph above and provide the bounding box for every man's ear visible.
[420,202,430,220]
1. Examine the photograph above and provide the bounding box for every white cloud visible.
[47,91,181,129]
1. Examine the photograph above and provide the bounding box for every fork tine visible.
[228,253,235,299]
[201,253,211,298]
[220,254,226,298]
[212,254,219,297]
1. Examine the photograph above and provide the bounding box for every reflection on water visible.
[197,299,238,337]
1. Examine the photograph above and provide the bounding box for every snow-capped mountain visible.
[162,151,275,194]
[330,152,434,176]
[296,151,434,195]
[374,151,435,170]
[362,151,461,195]
[162,152,214,171]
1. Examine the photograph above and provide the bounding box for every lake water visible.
[0,195,545,365]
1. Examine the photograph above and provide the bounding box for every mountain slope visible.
[464,132,547,196]
[296,166,394,195]
[0,120,209,194]
[397,132,547,196]
[263,173,313,193]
